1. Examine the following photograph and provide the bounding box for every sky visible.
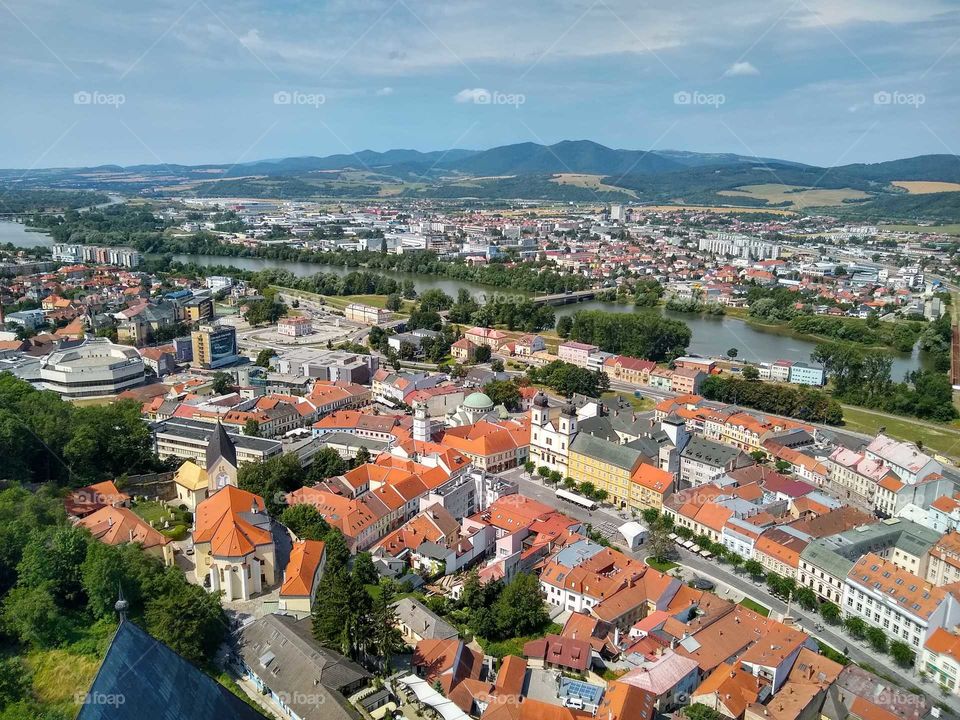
[1,0,958,169]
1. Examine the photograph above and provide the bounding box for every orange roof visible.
[630,463,673,493]
[194,486,272,557]
[925,627,960,662]
[78,505,170,550]
[280,540,325,597]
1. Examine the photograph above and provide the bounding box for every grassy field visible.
[603,391,655,412]
[738,598,770,616]
[645,556,679,572]
[273,286,414,314]
[840,405,960,460]
[633,204,796,215]
[477,623,564,659]
[550,173,639,198]
[26,647,102,716]
[891,181,960,194]
[882,223,960,236]
[717,183,872,209]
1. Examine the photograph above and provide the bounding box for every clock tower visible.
[206,420,238,494]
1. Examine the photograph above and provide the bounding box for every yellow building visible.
[567,433,644,508]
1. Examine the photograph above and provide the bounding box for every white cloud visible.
[454,87,490,103]
[724,61,759,76]
[375,87,395,96]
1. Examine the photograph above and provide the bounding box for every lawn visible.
[645,556,679,573]
[840,405,960,460]
[882,223,960,236]
[131,500,191,537]
[738,598,770,616]
[603,391,654,412]
[477,623,564,660]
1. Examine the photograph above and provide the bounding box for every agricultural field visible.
[717,183,872,208]
[881,223,960,235]
[550,173,639,197]
[891,180,960,194]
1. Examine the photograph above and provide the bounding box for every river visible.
[0,194,124,249]
[169,253,931,378]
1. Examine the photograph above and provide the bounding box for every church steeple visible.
[206,420,238,493]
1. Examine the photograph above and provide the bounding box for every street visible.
[503,468,959,712]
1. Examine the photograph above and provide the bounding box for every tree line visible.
[563,309,692,362]
[700,375,843,425]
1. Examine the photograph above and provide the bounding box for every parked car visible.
[690,577,715,591]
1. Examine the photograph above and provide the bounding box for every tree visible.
[493,573,549,638]
[490,359,505,373]
[2,583,68,648]
[280,504,331,541]
[555,315,573,339]
[578,481,597,498]
[355,446,371,465]
[774,459,791,473]
[369,580,405,671]
[726,552,744,572]
[323,530,351,575]
[742,365,760,380]
[647,520,675,564]
[890,640,915,668]
[523,460,535,476]
[211,371,232,395]
[352,552,379,586]
[743,560,764,579]
[484,380,521,411]
[238,453,306,515]
[475,345,492,363]
[255,348,276,367]
[385,293,402,311]
[684,703,727,720]
[727,348,738,358]
[844,616,867,639]
[311,568,371,659]
[865,626,888,653]
[243,419,261,437]
[308,447,348,482]
[819,602,841,624]
[795,587,818,611]
[537,466,551,479]
[145,573,226,666]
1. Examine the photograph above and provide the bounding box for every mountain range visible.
[2,140,959,220]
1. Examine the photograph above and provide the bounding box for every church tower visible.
[413,400,430,443]
[206,420,238,493]
[531,393,550,427]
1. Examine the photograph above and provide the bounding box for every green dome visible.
[463,392,494,410]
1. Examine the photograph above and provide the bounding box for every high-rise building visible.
[191,324,239,369]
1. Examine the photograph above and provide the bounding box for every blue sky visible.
[1,0,958,168]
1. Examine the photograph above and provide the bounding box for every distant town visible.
[1,193,959,720]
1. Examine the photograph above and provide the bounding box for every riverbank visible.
[840,404,960,460]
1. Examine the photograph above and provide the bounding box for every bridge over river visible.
[529,289,599,306]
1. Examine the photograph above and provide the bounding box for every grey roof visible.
[800,518,942,579]
[577,416,620,443]
[78,621,266,720]
[205,420,238,471]
[319,432,390,452]
[238,614,369,720]
[393,597,458,641]
[151,418,281,455]
[569,432,644,472]
[680,436,745,467]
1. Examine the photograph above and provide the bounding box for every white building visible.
[36,338,145,400]
[864,434,942,485]
[529,394,578,475]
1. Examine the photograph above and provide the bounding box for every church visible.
[182,422,277,602]
[528,392,578,475]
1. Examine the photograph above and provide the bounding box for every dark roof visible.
[77,620,266,720]
[206,420,238,471]
[238,614,369,720]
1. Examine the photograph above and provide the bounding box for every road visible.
[503,469,957,710]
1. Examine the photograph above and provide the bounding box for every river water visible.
[168,253,930,378]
